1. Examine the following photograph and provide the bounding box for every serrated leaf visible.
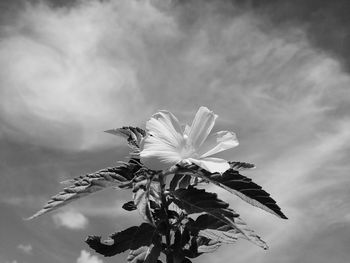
[198,229,237,244]
[133,178,161,224]
[27,161,140,220]
[177,165,287,219]
[193,215,239,253]
[86,226,139,257]
[191,214,235,233]
[171,187,268,249]
[229,161,255,170]
[105,126,146,155]
[86,223,160,259]
[193,215,239,246]
[171,187,236,217]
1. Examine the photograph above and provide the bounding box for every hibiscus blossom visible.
[140,107,239,173]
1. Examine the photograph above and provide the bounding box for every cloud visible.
[17,244,32,254]
[0,0,170,150]
[1,0,349,153]
[76,250,103,263]
[52,210,88,230]
[1,1,350,263]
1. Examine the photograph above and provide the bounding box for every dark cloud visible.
[234,0,350,71]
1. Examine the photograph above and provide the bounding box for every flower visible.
[140,106,239,173]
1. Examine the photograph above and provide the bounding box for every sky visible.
[1,0,350,262]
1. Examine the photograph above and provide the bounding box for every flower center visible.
[179,134,198,159]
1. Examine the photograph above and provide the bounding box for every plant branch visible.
[159,169,174,263]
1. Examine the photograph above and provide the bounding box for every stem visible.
[159,170,173,263]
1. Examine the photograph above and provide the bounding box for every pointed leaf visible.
[178,165,287,219]
[86,223,159,258]
[192,214,239,245]
[86,226,139,257]
[171,187,236,217]
[105,126,146,155]
[198,229,238,244]
[133,178,161,224]
[171,187,267,249]
[27,161,140,219]
[229,161,255,170]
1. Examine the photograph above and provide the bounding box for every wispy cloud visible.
[1,0,350,263]
[1,0,349,153]
[52,210,88,230]
[17,244,32,254]
[76,250,103,263]
[0,0,167,150]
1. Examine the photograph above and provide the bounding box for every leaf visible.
[122,201,137,211]
[105,126,146,155]
[133,178,161,224]
[178,175,192,189]
[127,243,161,263]
[196,238,221,254]
[86,223,160,259]
[178,164,287,219]
[183,236,199,258]
[169,173,184,191]
[27,161,140,220]
[171,187,237,217]
[192,214,239,245]
[198,229,237,244]
[229,161,255,170]
[169,171,206,191]
[127,223,162,263]
[130,223,158,249]
[171,187,268,249]
[173,227,191,252]
[191,213,264,253]
[86,226,139,257]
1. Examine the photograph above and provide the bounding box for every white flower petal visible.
[140,135,182,163]
[140,135,182,170]
[188,107,218,149]
[146,110,184,148]
[198,131,239,158]
[141,110,184,170]
[187,157,230,174]
[183,124,191,136]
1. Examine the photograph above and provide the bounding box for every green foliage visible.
[29,126,287,263]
